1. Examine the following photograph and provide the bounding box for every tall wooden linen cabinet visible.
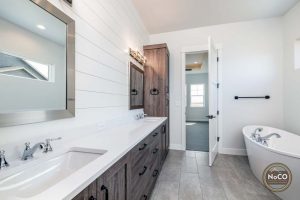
[143,43,170,160]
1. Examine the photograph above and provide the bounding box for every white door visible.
[208,37,219,166]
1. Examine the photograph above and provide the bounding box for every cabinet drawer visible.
[148,127,161,145]
[131,127,161,165]
[131,138,151,165]
[138,158,160,200]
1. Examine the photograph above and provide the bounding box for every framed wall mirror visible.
[0,0,75,127]
[129,62,144,110]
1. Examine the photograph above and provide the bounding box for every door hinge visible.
[217,83,220,88]
[217,137,220,142]
[217,110,220,115]
[217,57,219,62]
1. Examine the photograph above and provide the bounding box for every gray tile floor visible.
[186,122,209,152]
[150,150,281,200]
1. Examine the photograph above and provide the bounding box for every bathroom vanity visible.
[0,117,168,200]
[73,119,169,200]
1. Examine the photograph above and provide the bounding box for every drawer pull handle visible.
[162,125,166,134]
[152,148,159,154]
[101,185,109,200]
[152,169,159,177]
[139,143,147,151]
[141,194,148,200]
[139,166,147,176]
[152,132,158,137]
[150,88,159,95]
[89,196,97,200]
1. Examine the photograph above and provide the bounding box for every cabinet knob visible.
[139,143,147,151]
[139,166,148,176]
[152,169,159,177]
[89,196,96,200]
[150,88,159,95]
[152,148,159,154]
[152,132,159,137]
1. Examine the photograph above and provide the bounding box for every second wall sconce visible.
[129,48,146,65]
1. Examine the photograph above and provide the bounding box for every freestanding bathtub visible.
[243,126,300,200]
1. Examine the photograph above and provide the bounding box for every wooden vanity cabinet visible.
[72,181,97,200]
[143,43,170,166]
[72,122,168,200]
[73,155,129,200]
[97,155,129,200]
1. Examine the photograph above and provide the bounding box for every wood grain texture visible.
[143,44,169,117]
[99,155,129,200]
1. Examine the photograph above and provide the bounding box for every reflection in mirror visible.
[129,62,144,110]
[0,52,53,81]
[0,0,75,126]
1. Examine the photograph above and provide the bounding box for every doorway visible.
[185,52,209,152]
[181,38,220,166]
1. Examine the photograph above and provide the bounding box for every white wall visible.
[150,18,284,154]
[283,2,300,135]
[0,0,148,149]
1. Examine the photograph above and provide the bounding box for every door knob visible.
[206,115,216,119]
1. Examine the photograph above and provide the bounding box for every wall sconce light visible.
[129,48,147,65]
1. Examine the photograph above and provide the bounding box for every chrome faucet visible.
[22,142,46,160]
[21,137,62,160]
[135,113,147,120]
[258,133,281,141]
[257,133,281,146]
[251,128,263,141]
[0,150,9,169]
[44,137,62,153]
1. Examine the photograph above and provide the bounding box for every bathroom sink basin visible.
[0,147,107,198]
[144,117,161,122]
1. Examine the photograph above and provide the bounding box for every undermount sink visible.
[0,147,107,199]
[144,117,162,122]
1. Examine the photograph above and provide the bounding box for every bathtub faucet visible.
[257,133,281,146]
[251,128,263,141]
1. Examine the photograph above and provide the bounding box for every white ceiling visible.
[132,0,300,34]
[186,52,208,74]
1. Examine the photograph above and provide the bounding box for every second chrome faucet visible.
[22,137,62,160]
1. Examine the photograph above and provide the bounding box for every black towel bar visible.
[234,95,270,100]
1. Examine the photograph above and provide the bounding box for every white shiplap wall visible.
[0,0,149,146]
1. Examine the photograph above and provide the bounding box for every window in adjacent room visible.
[190,84,205,107]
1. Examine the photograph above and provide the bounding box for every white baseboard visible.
[219,147,247,156]
[169,144,185,151]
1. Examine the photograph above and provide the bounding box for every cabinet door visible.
[98,156,128,200]
[161,123,167,163]
[166,120,170,153]
[73,181,97,200]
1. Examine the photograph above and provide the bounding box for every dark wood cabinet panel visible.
[98,155,129,200]
[143,44,169,117]
[73,181,97,200]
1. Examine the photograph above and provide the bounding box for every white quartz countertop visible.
[0,117,167,200]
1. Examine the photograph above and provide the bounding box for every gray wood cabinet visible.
[143,44,169,118]
[73,122,168,200]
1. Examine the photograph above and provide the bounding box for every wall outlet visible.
[97,122,106,131]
